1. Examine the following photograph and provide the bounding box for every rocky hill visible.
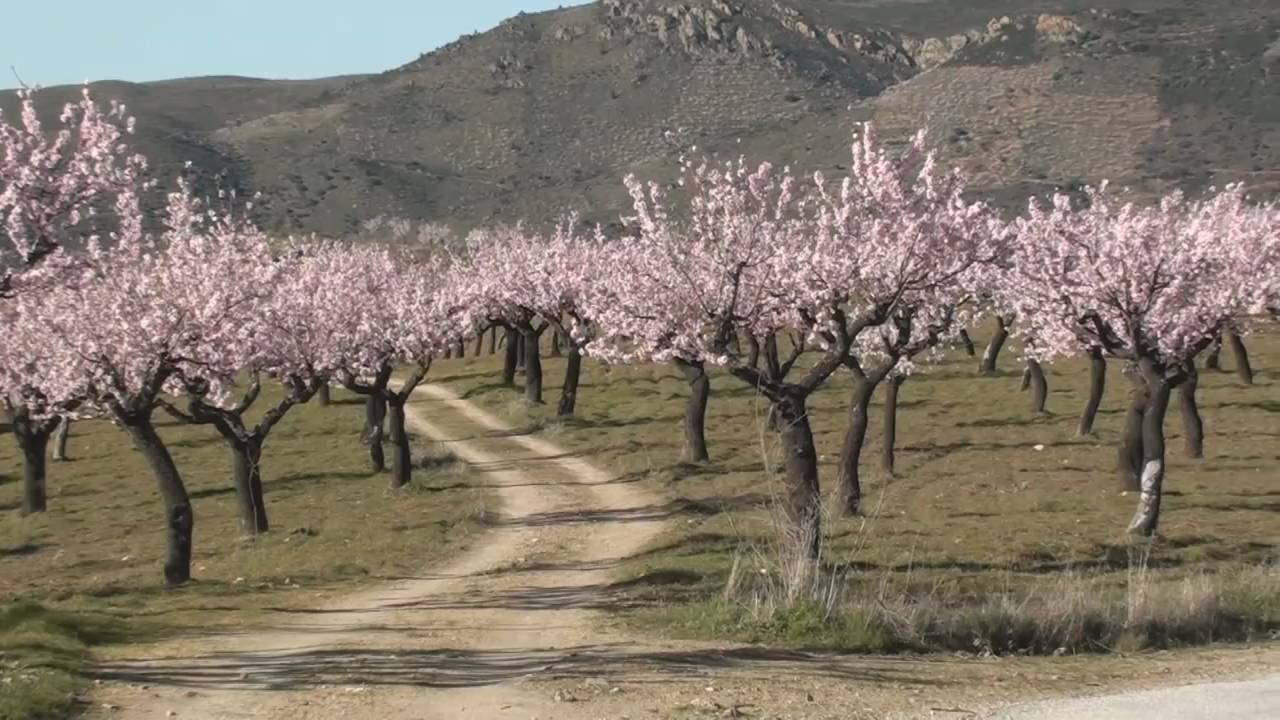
[5,0,1280,235]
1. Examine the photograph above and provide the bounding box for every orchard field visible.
[1,83,1278,720]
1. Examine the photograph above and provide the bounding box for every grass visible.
[434,329,1280,655]
[0,385,488,719]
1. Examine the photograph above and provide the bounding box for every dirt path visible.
[89,383,686,719]
[87,385,1280,720]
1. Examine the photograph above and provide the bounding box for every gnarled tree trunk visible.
[836,376,877,517]
[882,375,904,477]
[746,334,761,369]
[386,398,412,489]
[980,316,1010,375]
[364,394,386,472]
[1128,368,1172,537]
[1078,348,1106,436]
[1178,362,1204,459]
[502,327,519,386]
[1026,359,1048,414]
[523,330,544,404]
[674,359,711,464]
[51,417,71,462]
[13,414,52,516]
[958,329,976,357]
[558,346,583,417]
[121,413,193,585]
[1118,374,1149,492]
[315,385,330,407]
[1225,330,1253,385]
[773,392,822,561]
[1204,334,1222,371]
[230,436,268,536]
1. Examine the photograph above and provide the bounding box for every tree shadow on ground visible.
[93,642,948,691]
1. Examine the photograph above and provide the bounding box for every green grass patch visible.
[435,330,1280,656]
[1,385,490,717]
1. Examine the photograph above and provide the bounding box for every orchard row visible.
[2,89,1277,584]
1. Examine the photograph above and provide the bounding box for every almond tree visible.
[1007,183,1270,536]
[593,146,940,557]
[455,219,606,415]
[159,239,351,536]
[8,179,274,584]
[330,247,469,489]
[1,87,148,297]
[0,87,148,514]
[818,127,1002,516]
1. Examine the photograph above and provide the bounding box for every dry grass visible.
[435,329,1279,653]
[0,385,489,719]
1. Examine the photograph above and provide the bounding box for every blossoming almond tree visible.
[0,87,149,514]
[455,219,606,415]
[1007,183,1270,536]
[159,236,353,537]
[0,87,149,297]
[332,247,471,490]
[595,148,936,558]
[9,178,277,584]
[813,126,1003,516]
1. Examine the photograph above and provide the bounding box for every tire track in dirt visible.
[88,383,677,719]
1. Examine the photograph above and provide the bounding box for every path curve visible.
[90,383,677,719]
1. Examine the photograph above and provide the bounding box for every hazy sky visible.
[6,1,572,88]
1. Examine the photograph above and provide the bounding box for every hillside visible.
[5,0,1280,235]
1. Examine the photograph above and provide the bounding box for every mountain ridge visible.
[5,0,1278,236]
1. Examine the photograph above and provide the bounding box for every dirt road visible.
[88,385,1279,719]
[990,674,1280,719]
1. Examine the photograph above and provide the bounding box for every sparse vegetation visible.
[437,329,1278,656]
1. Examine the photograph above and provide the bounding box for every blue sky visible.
[6,1,572,88]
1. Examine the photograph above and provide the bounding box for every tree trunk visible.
[455,339,465,359]
[444,344,454,360]
[746,335,761,370]
[773,393,822,561]
[980,317,1009,374]
[315,385,330,407]
[364,394,386,472]
[959,329,976,357]
[502,327,519,386]
[1204,335,1222,371]
[474,331,485,357]
[387,399,412,489]
[516,332,526,371]
[550,330,563,357]
[1128,370,1171,537]
[882,375,904,477]
[1225,330,1253,385]
[558,347,583,417]
[51,417,71,462]
[1118,375,1149,492]
[14,417,51,516]
[523,330,544,404]
[121,413,194,586]
[836,376,876,517]
[230,436,268,536]
[1178,363,1204,459]
[674,359,711,464]
[1027,359,1048,414]
[1078,348,1106,436]
[488,325,498,355]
